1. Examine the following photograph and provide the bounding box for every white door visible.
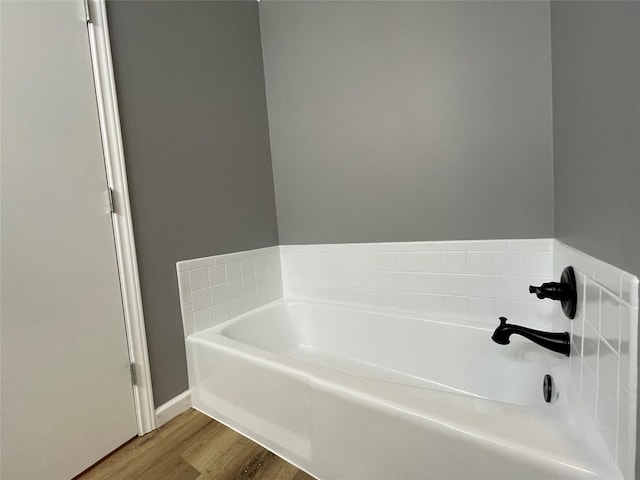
[1,1,139,478]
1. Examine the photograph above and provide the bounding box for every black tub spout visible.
[491,317,570,356]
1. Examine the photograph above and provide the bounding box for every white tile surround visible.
[176,246,282,336]
[177,239,638,479]
[281,239,557,330]
[555,241,638,479]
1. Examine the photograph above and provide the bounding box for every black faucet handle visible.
[529,285,545,299]
[529,282,570,301]
[498,316,508,326]
[528,267,577,320]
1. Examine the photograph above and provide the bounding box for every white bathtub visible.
[186,299,621,479]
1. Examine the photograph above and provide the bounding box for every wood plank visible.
[78,409,213,480]
[246,451,301,480]
[292,471,317,480]
[76,409,315,480]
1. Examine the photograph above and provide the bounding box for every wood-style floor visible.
[77,408,315,480]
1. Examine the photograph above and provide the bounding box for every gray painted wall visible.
[551,1,640,278]
[107,0,278,406]
[260,1,554,245]
[550,2,640,476]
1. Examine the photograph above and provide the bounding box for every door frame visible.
[85,0,156,435]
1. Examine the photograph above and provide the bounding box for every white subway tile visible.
[581,363,598,420]
[177,260,189,273]
[525,251,552,278]
[617,389,634,478]
[256,289,270,305]
[393,242,424,252]
[569,353,582,393]
[347,288,378,308]
[208,265,226,286]
[213,302,231,324]
[189,268,209,290]
[423,294,444,317]
[334,270,357,288]
[210,283,229,305]
[244,292,259,310]
[597,338,619,405]
[329,252,347,270]
[584,280,601,335]
[235,250,254,261]
[229,297,245,317]
[241,259,255,277]
[267,253,280,271]
[359,253,378,271]
[443,296,468,320]
[242,276,257,295]
[189,256,214,269]
[525,302,554,330]
[354,271,376,290]
[180,302,194,337]
[191,288,212,311]
[256,273,268,292]
[228,279,243,299]
[495,276,528,301]
[495,252,527,276]
[415,273,442,294]
[553,242,589,276]
[178,271,191,301]
[468,298,496,322]
[339,253,363,270]
[254,256,268,274]
[600,289,621,353]
[212,252,238,265]
[571,313,585,357]
[467,275,495,299]
[376,252,396,272]
[397,272,420,293]
[284,267,303,284]
[442,252,467,274]
[495,300,527,323]
[593,261,623,297]
[374,272,398,291]
[582,319,599,377]
[377,291,400,311]
[619,304,634,394]
[395,252,418,272]
[442,274,467,296]
[303,253,322,269]
[420,241,466,251]
[466,240,509,251]
[194,308,214,332]
[226,261,242,281]
[508,239,553,251]
[396,292,425,315]
[620,273,639,307]
[467,252,494,275]
[596,392,618,458]
[418,252,442,273]
[575,271,586,318]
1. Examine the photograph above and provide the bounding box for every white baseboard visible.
[155,390,191,428]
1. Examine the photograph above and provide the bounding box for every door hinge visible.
[107,187,115,214]
[129,363,138,386]
[83,0,92,24]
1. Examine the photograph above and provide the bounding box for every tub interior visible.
[217,301,563,407]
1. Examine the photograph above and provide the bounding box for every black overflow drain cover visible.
[543,374,557,403]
